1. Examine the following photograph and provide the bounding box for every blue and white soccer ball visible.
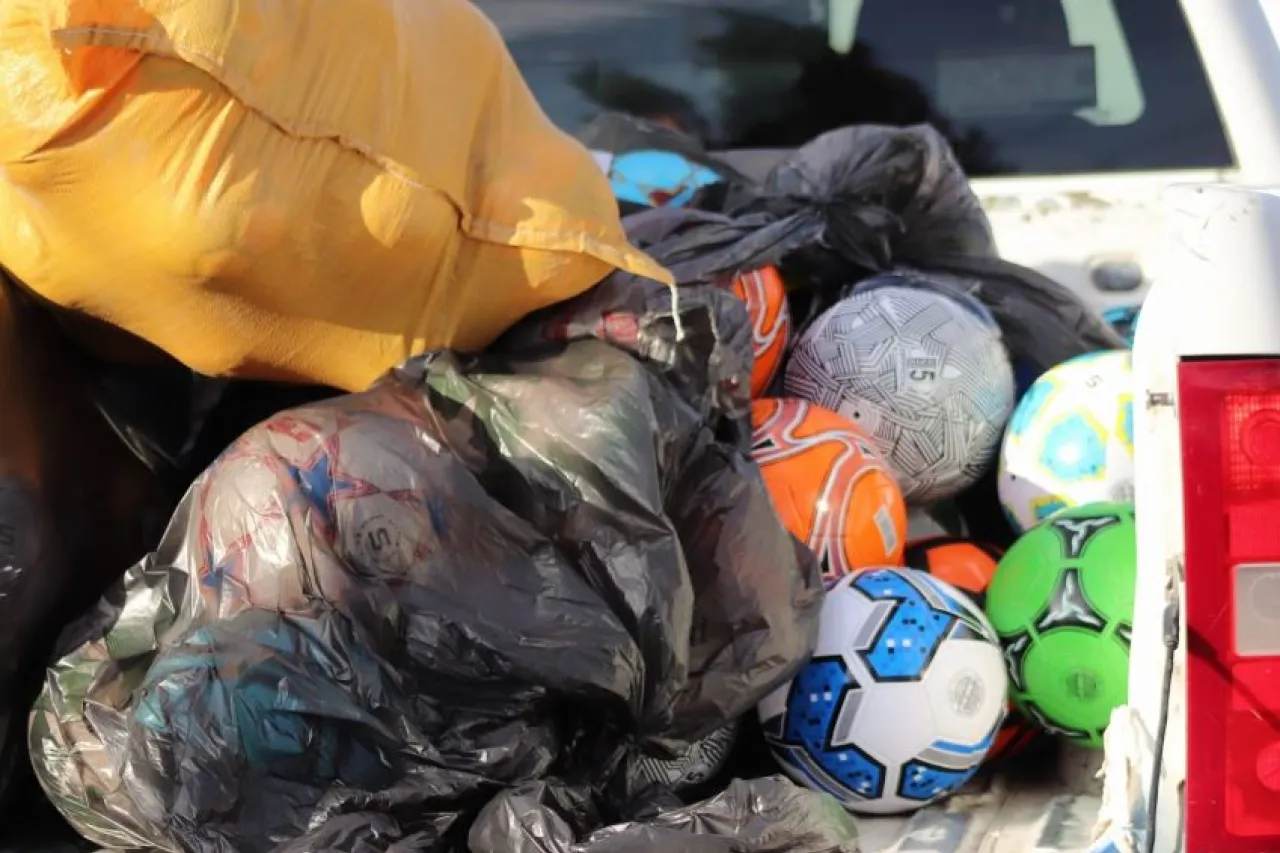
[759,569,1007,815]
[997,350,1135,533]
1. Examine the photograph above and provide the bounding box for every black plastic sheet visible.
[620,124,995,288]
[469,777,858,853]
[619,125,1123,407]
[30,273,829,853]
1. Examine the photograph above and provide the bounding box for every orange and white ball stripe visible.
[751,398,907,579]
[731,267,792,398]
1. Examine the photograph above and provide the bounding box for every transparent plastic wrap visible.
[29,274,829,853]
[0,277,169,817]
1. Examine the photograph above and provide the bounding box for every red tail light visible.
[1181,358,1280,853]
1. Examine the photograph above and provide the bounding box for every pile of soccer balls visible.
[726,265,1139,816]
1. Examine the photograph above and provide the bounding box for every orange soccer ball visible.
[904,535,1044,765]
[750,397,906,580]
[730,267,791,398]
[902,536,1002,609]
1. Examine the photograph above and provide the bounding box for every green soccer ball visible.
[984,501,1137,748]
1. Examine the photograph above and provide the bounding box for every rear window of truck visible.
[476,0,1235,178]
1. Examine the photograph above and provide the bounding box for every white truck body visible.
[977,0,1280,312]
[855,181,1280,853]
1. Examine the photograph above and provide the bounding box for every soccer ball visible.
[759,568,1007,814]
[608,149,723,208]
[998,350,1134,533]
[195,399,444,613]
[902,537,1001,609]
[902,537,1043,765]
[984,502,1137,748]
[751,398,907,578]
[784,278,1015,504]
[729,267,792,398]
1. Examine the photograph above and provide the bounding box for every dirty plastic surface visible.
[30,274,835,853]
[469,776,858,853]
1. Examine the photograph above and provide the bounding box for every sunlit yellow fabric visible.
[0,0,669,391]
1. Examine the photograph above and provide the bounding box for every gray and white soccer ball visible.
[784,285,1015,504]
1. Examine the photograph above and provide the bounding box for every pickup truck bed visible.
[863,780,1100,853]
[862,746,1105,853]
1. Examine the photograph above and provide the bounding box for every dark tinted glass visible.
[477,0,1234,177]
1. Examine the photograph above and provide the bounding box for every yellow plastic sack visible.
[0,0,670,392]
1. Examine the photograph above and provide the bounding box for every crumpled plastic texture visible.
[619,125,1124,387]
[468,776,858,853]
[29,273,828,853]
[576,113,745,216]
[619,124,995,286]
[0,0,670,393]
[0,277,169,816]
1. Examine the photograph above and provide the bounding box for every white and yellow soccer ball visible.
[997,350,1135,533]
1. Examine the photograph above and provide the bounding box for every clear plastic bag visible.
[30,274,830,853]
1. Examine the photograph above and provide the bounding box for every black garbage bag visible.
[468,776,858,853]
[0,277,170,818]
[29,273,827,853]
[912,256,1126,384]
[618,125,1120,385]
[619,124,995,287]
[577,113,744,182]
[576,113,747,215]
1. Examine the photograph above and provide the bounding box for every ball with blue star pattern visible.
[758,568,1007,815]
[997,350,1135,533]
